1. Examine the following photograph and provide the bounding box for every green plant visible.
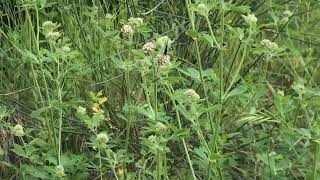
[1,0,320,179]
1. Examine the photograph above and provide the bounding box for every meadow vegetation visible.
[1,0,320,179]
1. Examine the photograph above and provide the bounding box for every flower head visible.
[42,21,58,33]
[62,46,71,52]
[142,42,156,53]
[54,165,66,177]
[242,13,257,25]
[156,122,167,132]
[128,17,143,27]
[260,39,278,51]
[185,89,200,102]
[96,132,109,144]
[155,54,170,65]
[196,3,209,16]
[46,31,62,42]
[77,106,86,115]
[13,124,25,137]
[121,24,134,34]
[156,36,172,52]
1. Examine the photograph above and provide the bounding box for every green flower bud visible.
[242,13,257,25]
[156,36,173,52]
[128,17,144,27]
[260,39,278,51]
[77,106,86,115]
[156,122,167,132]
[55,165,66,177]
[13,124,25,137]
[185,89,200,102]
[96,132,109,144]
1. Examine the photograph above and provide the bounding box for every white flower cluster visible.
[185,89,200,102]
[121,17,144,35]
[260,39,278,51]
[142,42,156,53]
[155,54,170,65]
[42,21,61,42]
[242,13,258,25]
[121,24,134,34]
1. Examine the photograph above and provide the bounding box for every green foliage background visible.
[1,0,320,179]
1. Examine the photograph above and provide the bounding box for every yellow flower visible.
[92,103,103,113]
[98,97,108,105]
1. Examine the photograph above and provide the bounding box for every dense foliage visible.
[1,0,320,179]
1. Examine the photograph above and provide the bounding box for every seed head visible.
[142,42,156,53]
[155,54,170,65]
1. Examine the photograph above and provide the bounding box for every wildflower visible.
[196,3,209,16]
[13,124,25,137]
[42,21,57,32]
[156,36,172,52]
[156,122,167,132]
[260,39,278,51]
[142,42,156,53]
[54,165,66,177]
[46,31,62,42]
[118,168,125,176]
[185,89,200,102]
[96,132,109,144]
[121,24,134,34]
[92,103,104,113]
[128,17,143,27]
[62,46,71,52]
[155,54,170,65]
[98,97,108,105]
[242,13,258,25]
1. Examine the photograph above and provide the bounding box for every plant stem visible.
[166,85,197,180]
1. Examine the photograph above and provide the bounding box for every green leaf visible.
[169,128,190,141]
[186,29,199,39]
[201,33,214,47]
[12,144,27,158]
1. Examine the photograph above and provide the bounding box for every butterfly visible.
[164,42,168,55]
